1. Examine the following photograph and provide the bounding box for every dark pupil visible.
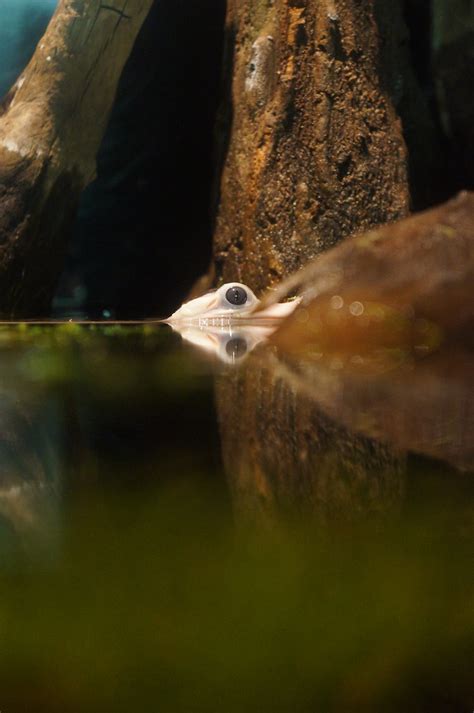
[226,337,248,359]
[225,286,247,306]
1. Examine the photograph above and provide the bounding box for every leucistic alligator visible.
[164,282,300,364]
[165,283,299,324]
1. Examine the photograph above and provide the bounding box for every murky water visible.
[0,323,472,712]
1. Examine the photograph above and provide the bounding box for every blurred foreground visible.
[0,324,471,712]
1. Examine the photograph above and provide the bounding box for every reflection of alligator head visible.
[165,282,300,363]
[168,324,276,365]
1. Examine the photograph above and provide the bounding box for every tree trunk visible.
[212,0,410,293]
[0,0,153,317]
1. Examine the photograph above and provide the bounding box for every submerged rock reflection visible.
[275,346,474,472]
[214,333,473,522]
[216,346,405,523]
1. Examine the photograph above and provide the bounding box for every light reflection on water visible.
[0,323,472,712]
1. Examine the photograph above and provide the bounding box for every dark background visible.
[55,0,227,319]
[0,0,226,319]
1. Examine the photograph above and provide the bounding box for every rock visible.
[270,191,474,354]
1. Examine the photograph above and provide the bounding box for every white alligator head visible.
[165,282,299,325]
[164,282,300,364]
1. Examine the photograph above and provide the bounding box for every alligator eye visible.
[225,286,248,306]
[226,337,248,359]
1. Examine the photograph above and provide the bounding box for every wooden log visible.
[212,0,411,292]
[0,0,153,316]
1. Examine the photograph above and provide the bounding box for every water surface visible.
[0,323,472,712]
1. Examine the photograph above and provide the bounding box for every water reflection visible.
[275,346,474,472]
[166,319,474,524]
[0,364,63,562]
[167,320,276,364]
[0,323,472,537]
[0,324,471,711]
[216,341,473,521]
[216,343,406,523]
[0,324,224,558]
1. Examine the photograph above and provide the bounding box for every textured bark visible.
[213,0,410,292]
[0,0,153,316]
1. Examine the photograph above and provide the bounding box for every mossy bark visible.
[0,0,153,316]
[213,0,411,293]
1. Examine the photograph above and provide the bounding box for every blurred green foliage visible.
[0,483,472,712]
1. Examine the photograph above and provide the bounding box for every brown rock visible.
[270,191,474,353]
